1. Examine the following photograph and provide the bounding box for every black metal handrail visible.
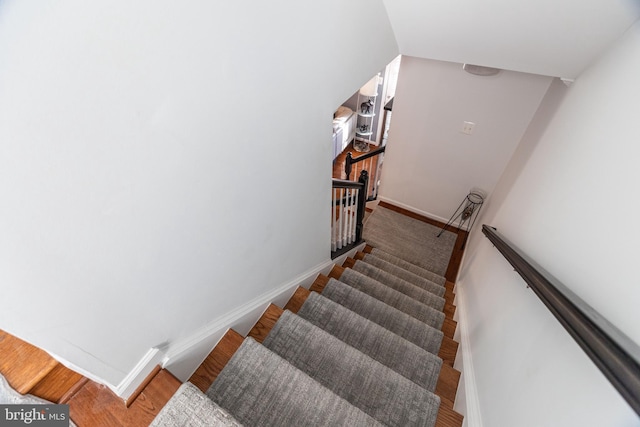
[482,225,640,416]
[332,178,366,189]
[344,146,386,180]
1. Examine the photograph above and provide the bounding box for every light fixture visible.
[463,63,501,76]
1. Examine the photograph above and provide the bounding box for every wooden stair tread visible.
[247,304,283,344]
[0,329,60,394]
[28,363,85,403]
[68,369,180,427]
[436,364,461,404]
[189,330,243,393]
[436,402,464,427]
[283,287,311,313]
[310,275,330,293]
[442,318,457,340]
[439,338,459,368]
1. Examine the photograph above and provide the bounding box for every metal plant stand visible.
[437,191,485,249]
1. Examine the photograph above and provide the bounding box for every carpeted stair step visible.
[310,277,458,367]
[341,262,457,320]
[344,260,446,311]
[151,382,242,427]
[311,273,458,340]
[284,286,461,404]
[297,292,442,391]
[357,252,446,296]
[207,337,384,427]
[188,324,462,427]
[189,330,245,393]
[317,278,443,355]
[366,246,447,285]
[263,310,441,427]
[328,267,446,329]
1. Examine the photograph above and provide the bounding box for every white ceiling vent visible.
[463,64,501,76]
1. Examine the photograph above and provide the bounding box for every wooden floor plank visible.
[128,369,181,422]
[28,363,85,403]
[67,369,180,427]
[0,329,59,394]
[126,365,161,407]
[68,381,127,427]
[189,330,243,393]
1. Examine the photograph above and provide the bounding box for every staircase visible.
[157,217,465,427]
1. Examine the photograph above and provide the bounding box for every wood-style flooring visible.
[333,142,382,198]
[0,329,180,426]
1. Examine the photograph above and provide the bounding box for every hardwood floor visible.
[0,329,180,426]
[333,142,381,197]
[67,369,180,427]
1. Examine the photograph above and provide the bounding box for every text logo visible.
[0,405,69,426]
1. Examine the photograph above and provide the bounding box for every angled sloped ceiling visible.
[383,0,640,78]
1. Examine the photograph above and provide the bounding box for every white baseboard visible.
[114,346,167,401]
[378,196,464,228]
[455,283,484,427]
[20,246,368,401]
[47,244,367,398]
[160,245,364,383]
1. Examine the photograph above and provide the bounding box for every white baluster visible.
[352,188,358,242]
[337,188,343,249]
[344,189,353,245]
[346,188,352,245]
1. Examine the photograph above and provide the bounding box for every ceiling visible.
[382,0,640,79]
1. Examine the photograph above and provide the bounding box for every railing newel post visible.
[355,170,368,243]
[345,152,353,180]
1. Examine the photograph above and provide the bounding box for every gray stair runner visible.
[297,292,443,391]
[321,278,443,354]
[338,268,445,329]
[262,310,441,427]
[349,262,446,311]
[154,208,461,427]
[151,382,242,427]
[360,254,446,296]
[207,338,383,427]
[368,249,446,285]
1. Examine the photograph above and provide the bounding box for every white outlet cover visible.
[462,121,475,135]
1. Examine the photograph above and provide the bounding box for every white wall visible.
[379,56,552,223]
[458,20,640,427]
[0,0,398,389]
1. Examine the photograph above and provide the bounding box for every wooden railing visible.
[344,146,385,201]
[331,171,368,259]
[482,225,640,416]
